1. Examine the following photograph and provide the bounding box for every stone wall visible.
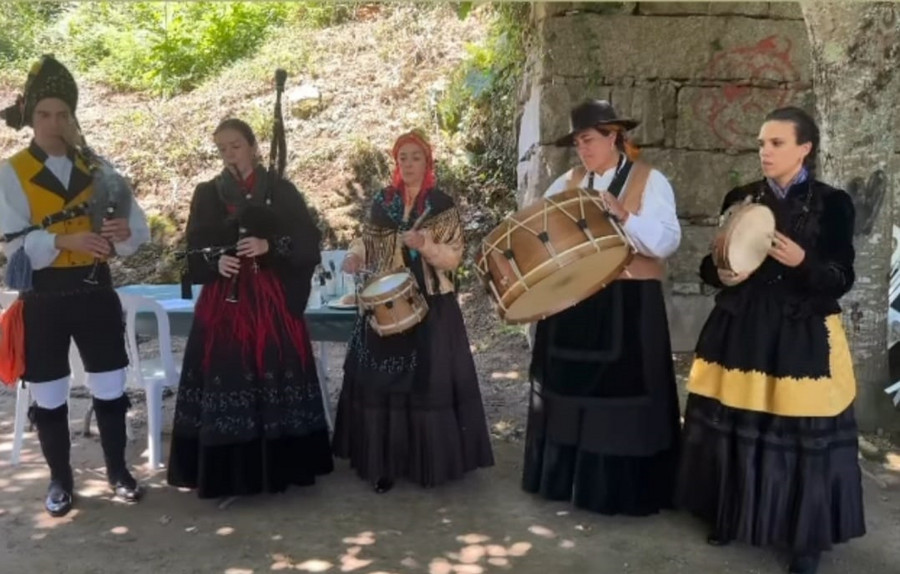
[517,1,900,353]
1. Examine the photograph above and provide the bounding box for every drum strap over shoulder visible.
[569,159,639,199]
[620,161,652,216]
[566,166,586,190]
[617,161,666,281]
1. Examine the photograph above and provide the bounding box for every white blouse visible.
[542,157,681,260]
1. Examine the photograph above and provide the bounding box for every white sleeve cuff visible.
[622,211,680,259]
[23,230,60,270]
[113,198,151,257]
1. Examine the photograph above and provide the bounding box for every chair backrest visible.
[117,293,179,388]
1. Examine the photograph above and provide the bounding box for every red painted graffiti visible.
[693,36,800,148]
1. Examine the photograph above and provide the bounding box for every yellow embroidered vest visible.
[8,147,100,268]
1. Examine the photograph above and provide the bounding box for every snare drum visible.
[475,187,634,324]
[712,201,776,275]
[358,269,428,336]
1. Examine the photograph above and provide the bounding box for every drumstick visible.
[411,206,432,231]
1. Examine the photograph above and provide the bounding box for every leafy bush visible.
[0,2,68,69]
[0,1,363,91]
[57,2,293,96]
[436,4,531,221]
[290,1,357,28]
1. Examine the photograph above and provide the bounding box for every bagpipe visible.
[69,121,134,285]
[0,117,134,290]
[179,68,289,302]
[0,76,136,386]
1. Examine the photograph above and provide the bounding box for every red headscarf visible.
[386,130,436,213]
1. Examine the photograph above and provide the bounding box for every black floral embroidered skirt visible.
[167,271,333,498]
[332,293,494,487]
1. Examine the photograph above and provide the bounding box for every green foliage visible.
[0,1,361,90]
[290,1,357,28]
[59,2,293,96]
[243,105,275,144]
[436,4,532,219]
[347,137,391,194]
[147,212,178,245]
[456,2,474,20]
[0,2,69,67]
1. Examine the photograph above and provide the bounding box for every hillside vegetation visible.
[0,1,530,285]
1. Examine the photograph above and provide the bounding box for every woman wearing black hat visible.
[521,99,682,516]
[0,55,150,516]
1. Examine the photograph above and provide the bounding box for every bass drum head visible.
[727,205,776,274]
[362,272,410,298]
[503,244,632,323]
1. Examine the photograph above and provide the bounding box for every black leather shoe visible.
[374,478,394,494]
[111,472,144,503]
[93,396,143,503]
[45,480,74,517]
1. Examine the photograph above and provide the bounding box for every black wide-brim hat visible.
[554,99,639,147]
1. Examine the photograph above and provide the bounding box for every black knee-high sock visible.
[29,403,74,492]
[92,395,135,486]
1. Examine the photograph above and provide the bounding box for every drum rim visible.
[477,187,609,265]
[368,299,429,336]
[480,235,629,301]
[718,202,776,274]
[495,247,635,324]
[360,270,414,301]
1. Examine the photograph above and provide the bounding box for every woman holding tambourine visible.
[678,107,865,574]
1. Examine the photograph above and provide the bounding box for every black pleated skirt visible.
[677,394,866,553]
[678,290,865,553]
[522,280,682,516]
[332,293,494,487]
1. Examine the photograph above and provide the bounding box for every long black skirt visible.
[167,271,333,498]
[678,394,865,553]
[332,293,494,487]
[522,280,681,516]
[678,292,865,553]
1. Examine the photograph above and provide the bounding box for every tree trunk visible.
[801,2,900,431]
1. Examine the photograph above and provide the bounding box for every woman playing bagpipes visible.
[167,101,334,499]
[0,55,150,517]
[333,130,494,493]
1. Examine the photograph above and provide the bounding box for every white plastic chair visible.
[4,290,88,467]
[117,293,180,469]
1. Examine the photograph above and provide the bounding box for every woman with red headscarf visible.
[333,130,494,493]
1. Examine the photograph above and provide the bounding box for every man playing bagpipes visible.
[0,55,150,517]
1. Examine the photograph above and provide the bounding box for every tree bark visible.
[801,1,900,431]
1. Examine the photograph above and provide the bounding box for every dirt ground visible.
[2,288,900,574]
